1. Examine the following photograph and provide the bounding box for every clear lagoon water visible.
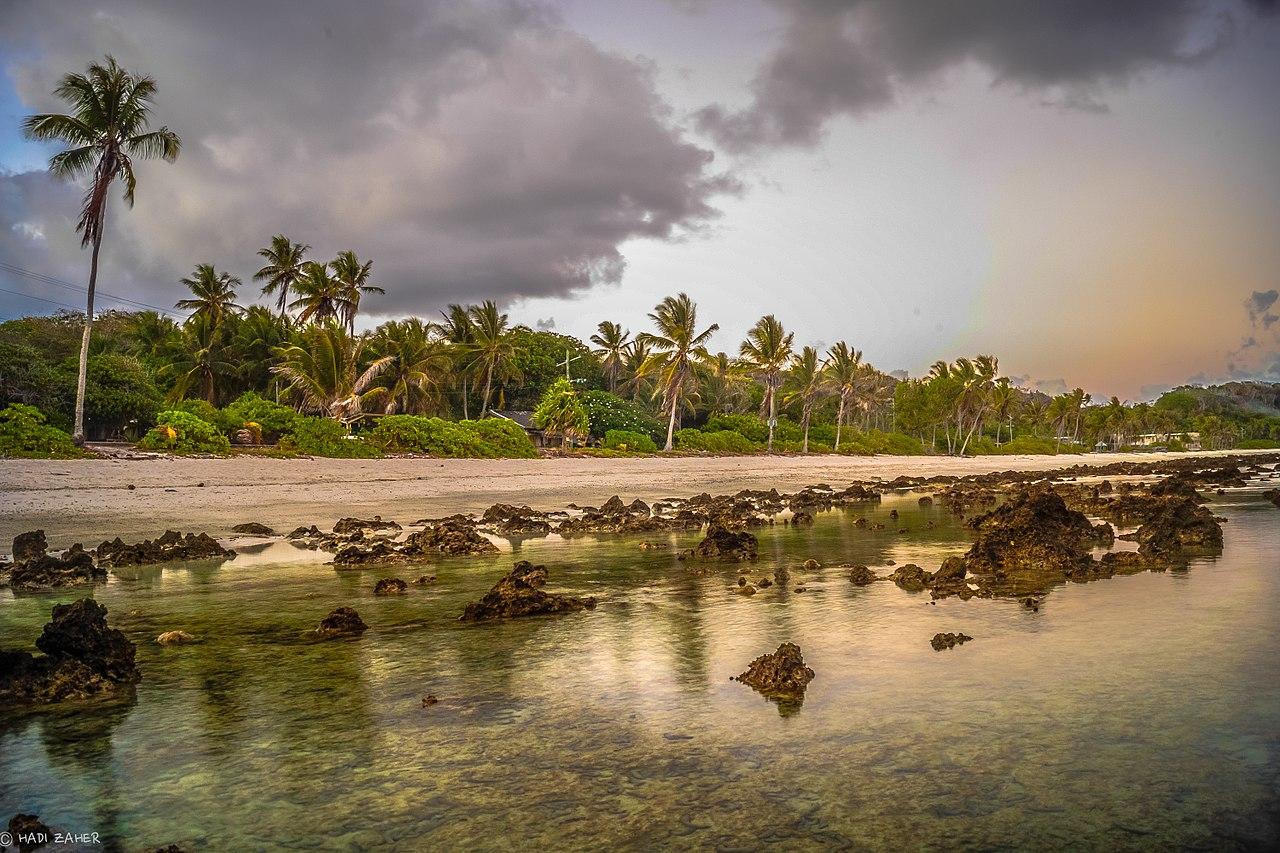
[2,490,1278,851]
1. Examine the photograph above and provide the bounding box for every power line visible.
[0,285,87,312]
[0,261,185,317]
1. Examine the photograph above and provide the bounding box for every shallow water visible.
[2,491,1279,851]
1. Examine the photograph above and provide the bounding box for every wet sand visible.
[0,449,1267,546]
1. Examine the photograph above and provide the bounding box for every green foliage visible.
[0,341,67,422]
[581,390,662,440]
[532,378,589,445]
[0,403,87,458]
[281,416,381,458]
[675,428,760,453]
[1235,438,1280,449]
[221,392,300,441]
[603,429,658,453]
[837,430,925,456]
[503,328,603,409]
[171,398,227,428]
[365,415,537,458]
[80,353,162,439]
[704,413,768,442]
[994,435,1068,455]
[138,410,232,454]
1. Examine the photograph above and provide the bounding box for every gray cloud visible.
[1246,288,1279,322]
[0,0,737,317]
[697,0,1264,152]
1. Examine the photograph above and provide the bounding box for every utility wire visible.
[0,260,185,317]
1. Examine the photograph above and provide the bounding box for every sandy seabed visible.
[0,449,1266,546]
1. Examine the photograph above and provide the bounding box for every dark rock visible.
[889,564,929,592]
[790,510,814,526]
[0,598,139,706]
[315,607,368,638]
[403,517,500,557]
[1150,476,1204,502]
[479,503,552,536]
[12,530,47,562]
[8,813,52,851]
[1127,496,1224,557]
[231,522,276,535]
[1263,488,1280,507]
[333,540,404,566]
[421,694,438,707]
[689,523,758,561]
[918,495,934,506]
[930,632,973,651]
[2,535,104,591]
[599,495,627,514]
[373,577,408,596]
[460,561,597,622]
[848,565,877,585]
[732,643,814,704]
[413,574,438,586]
[95,530,235,567]
[332,515,401,536]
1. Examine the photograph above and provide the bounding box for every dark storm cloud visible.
[1246,288,1279,322]
[0,0,736,316]
[697,0,1265,151]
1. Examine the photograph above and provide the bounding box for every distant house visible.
[488,410,549,447]
[1132,432,1201,451]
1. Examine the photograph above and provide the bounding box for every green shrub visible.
[603,429,658,453]
[170,398,230,430]
[705,413,768,442]
[1235,438,1280,450]
[365,415,536,458]
[581,390,662,440]
[138,410,232,454]
[278,416,380,458]
[675,428,759,453]
[533,378,589,445]
[837,429,926,456]
[0,403,87,458]
[221,392,300,442]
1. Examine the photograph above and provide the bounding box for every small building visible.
[488,410,550,447]
[1132,432,1201,451]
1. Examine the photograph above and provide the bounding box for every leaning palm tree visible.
[23,56,181,443]
[175,263,243,328]
[824,341,863,451]
[464,300,522,417]
[738,314,794,452]
[784,345,825,453]
[637,293,719,451]
[366,318,453,415]
[254,235,310,319]
[590,321,631,393]
[272,322,391,423]
[330,250,383,334]
[289,261,350,325]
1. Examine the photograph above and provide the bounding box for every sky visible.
[1,0,1278,400]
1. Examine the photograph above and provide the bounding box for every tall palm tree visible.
[784,345,825,453]
[699,350,751,415]
[23,55,181,443]
[330,250,383,334]
[123,311,181,363]
[367,318,453,415]
[231,305,291,396]
[272,322,391,423]
[738,314,795,452]
[289,261,349,325]
[637,293,719,451]
[1048,393,1074,452]
[175,264,243,328]
[254,235,310,319]
[435,304,476,418]
[464,300,521,417]
[824,341,863,451]
[162,314,236,405]
[618,338,655,403]
[590,321,631,393]
[989,378,1018,445]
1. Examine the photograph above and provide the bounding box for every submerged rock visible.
[8,813,52,850]
[848,565,878,585]
[930,632,973,651]
[0,598,140,706]
[889,564,929,592]
[155,630,195,645]
[687,523,758,562]
[332,540,404,566]
[231,522,276,536]
[478,503,553,536]
[95,530,235,567]
[404,516,500,557]
[1263,488,1280,507]
[373,577,408,596]
[460,561,597,622]
[315,607,368,638]
[1,531,104,591]
[332,516,401,536]
[732,642,815,704]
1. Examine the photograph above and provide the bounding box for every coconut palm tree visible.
[175,264,243,328]
[464,300,522,417]
[254,235,310,319]
[739,314,795,452]
[231,305,291,396]
[1048,393,1074,452]
[699,350,752,415]
[272,322,391,423]
[23,56,181,443]
[590,321,631,392]
[824,341,863,451]
[162,314,237,404]
[123,311,181,362]
[434,304,476,418]
[989,377,1018,445]
[289,261,349,325]
[366,318,453,415]
[637,293,719,451]
[330,250,383,334]
[618,338,655,403]
[784,345,826,453]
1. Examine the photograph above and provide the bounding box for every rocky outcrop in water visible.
[479,503,554,536]
[848,565,878,585]
[0,531,104,591]
[732,643,815,703]
[315,607,368,638]
[95,530,235,568]
[0,598,140,706]
[332,516,401,536]
[156,630,196,645]
[1264,488,1280,507]
[684,523,758,562]
[460,561,597,622]
[930,632,973,651]
[7,813,52,850]
[1122,496,1224,557]
[231,522,276,536]
[373,577,408,596]
[404,516,499,556]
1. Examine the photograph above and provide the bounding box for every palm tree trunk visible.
[73,221,105,444]
[664,391,678,451]
[835,397,845,451]
[766,386,776,453]
[481,365,494,418]
[801,407,810,454]
[461,376,469,420]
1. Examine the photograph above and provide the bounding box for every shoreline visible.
[2,449,1272,546]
